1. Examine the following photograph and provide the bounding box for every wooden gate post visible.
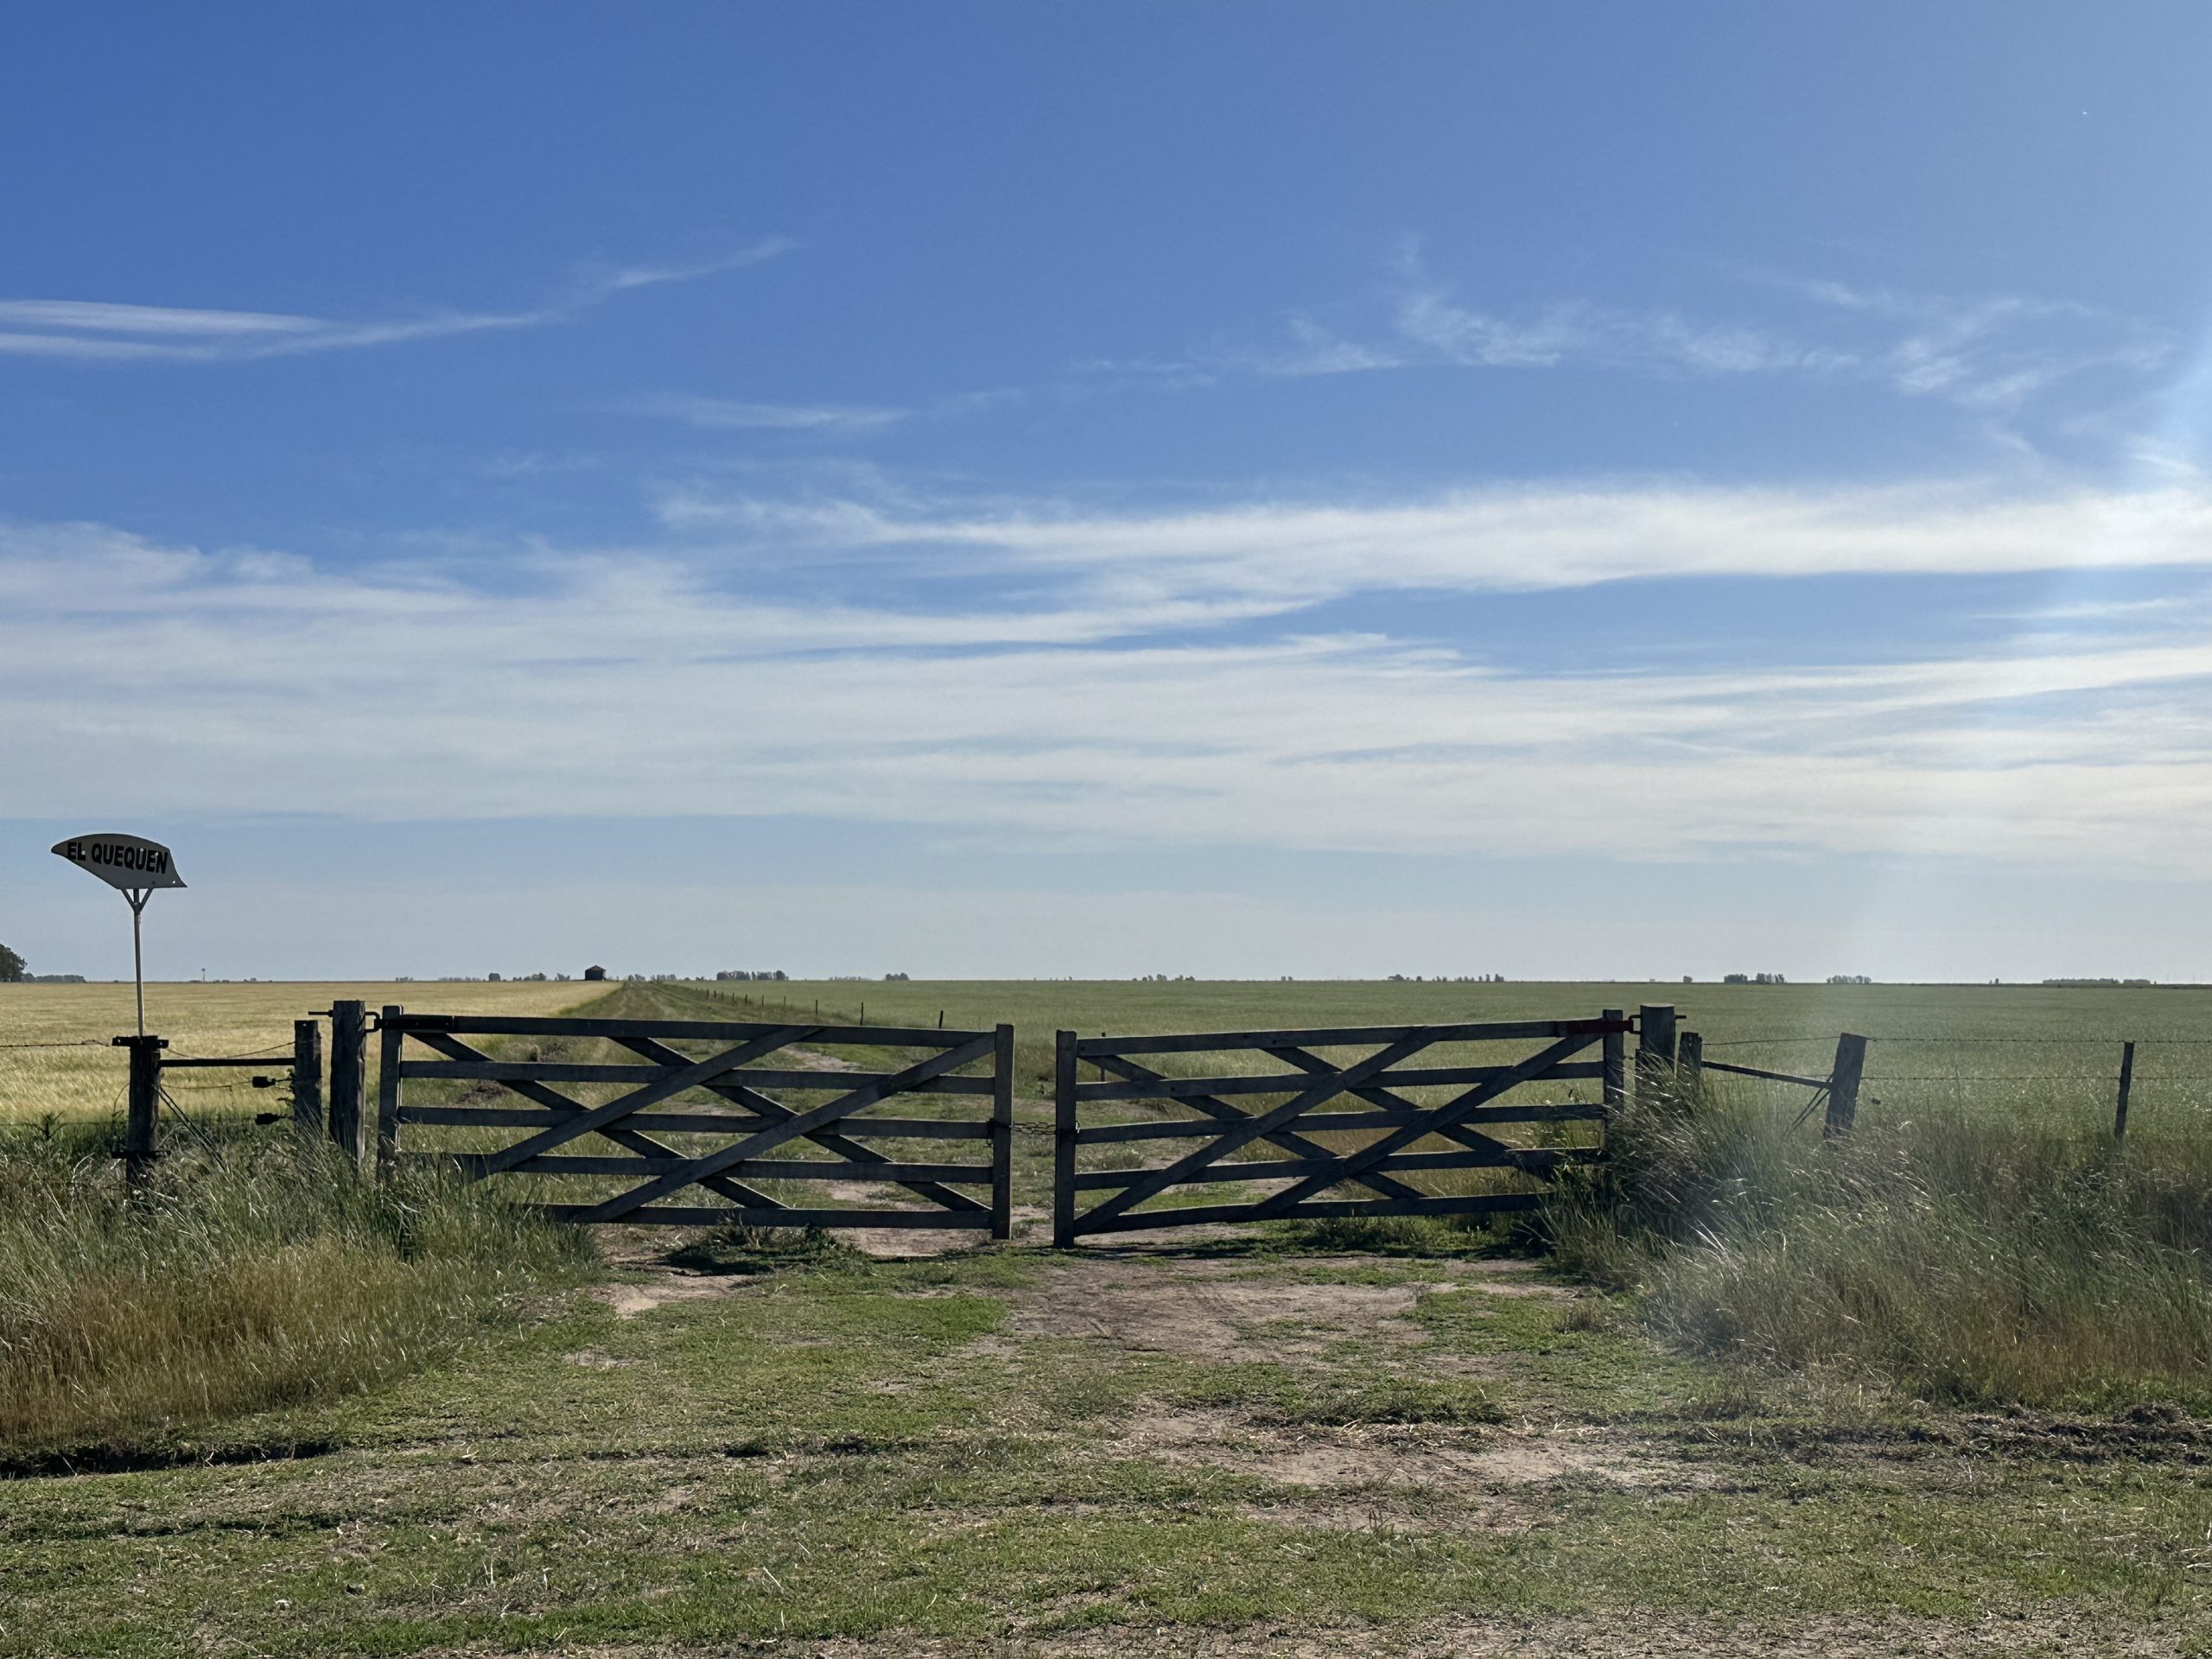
[1637,1005,1678,1103]
[2114,1040,2136,1146]
[1600,1009,1627,1111]
[989,1023,1014,1241]
[327,1000,367,1168]
[289,1019,324,1140]
[1052,1029,1078,1248]
[1678,1031,1704,1091]
[117,1033,166,1201]
[1825,1033,1867,1138]
[374,1006,404,1180]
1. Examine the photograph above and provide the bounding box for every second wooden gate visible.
[1052,1014,1631,1244]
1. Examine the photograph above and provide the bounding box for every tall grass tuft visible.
[1543,1079,2212,1410]
[0,1117,594,1456]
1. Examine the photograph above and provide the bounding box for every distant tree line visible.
[1723,972,1789,985]
[715,970,789,982]
[0,942,24,982]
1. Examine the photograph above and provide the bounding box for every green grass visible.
[692,975,2212,1133]
[1542,1073,2212,1413]
[2,1237,2206,1656]
[5,979,2212,1650]
[0,1116,593,1460]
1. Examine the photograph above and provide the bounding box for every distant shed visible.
[584,964,607,982]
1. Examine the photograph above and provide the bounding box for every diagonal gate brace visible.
[1087,1051,1427,1205]
[1252,1028,1602,1218]
[1081,1033,1439,1231]
[409,1030,784,1211]
[474,1027,814,1178]
[579,1033,997,1223]
[613,1033,988,1216]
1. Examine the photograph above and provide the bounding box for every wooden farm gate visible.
[1052,1014,1633,1245]
[374,1008,1013,1236]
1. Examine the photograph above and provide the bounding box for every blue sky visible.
[6,3,2212,982]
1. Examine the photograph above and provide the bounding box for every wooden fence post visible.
[1825,1033,1867,1138]
[118,1033,166,1201]
[374,1006,404,1180]
[1637,1004,1677,1103]
[990,1023,1014,1241]
[1600,1008,1627,1111]
[1679,1030,1704,1091]
[327,1000,366,1168]
[2114,1040,2135,1146]
[290,1019,323,1139]
[1052,1029,1078,1248]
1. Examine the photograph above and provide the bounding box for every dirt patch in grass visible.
[1241,1427,1706,1492]
[1122,1407,1711,1495]
[1232,1493,1511,1533]
[1006,1258,1433,1361]
[565,1348,631,1369]
[589,1275,760,1319]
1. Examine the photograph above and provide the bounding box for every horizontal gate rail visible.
[376,1008,1014,1236]
[1075,1101,1605,1144]
[1054,1013,1631,1246]
[1075,1060,1606,1101]
[1071,1019,1608,1056]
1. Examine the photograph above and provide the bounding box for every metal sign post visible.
[50,834,187,1037]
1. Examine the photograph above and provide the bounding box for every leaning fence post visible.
[290,1018,323,1140]
[1600,1009,1627,1111]
[1637,1004,1677,1103]
[989,1023,1014,1241]
[2114,1040,2135,1146]
[1679,1030,1704,1092]
[1052,1029,1078,1249]
[327,1000,366,1168]
[117,1033,166,1202]
[374,1006,404,1180]
[1825,1033,1867,1137]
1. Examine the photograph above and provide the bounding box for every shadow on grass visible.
[1054,1212,1522,1263]
[663,1223,874,1277]
[0,1435,341,1480]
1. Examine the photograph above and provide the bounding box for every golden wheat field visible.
[0,980,602,1121]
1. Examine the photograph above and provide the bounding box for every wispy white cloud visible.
[0,239,797,365]
[620,391,908,434]
[1100,253,2175,422]
[7,486,2212,877]
[0,300,319,336]
[588,240,799,292]
[653,475,2212,617]
[1389,260,2172,415]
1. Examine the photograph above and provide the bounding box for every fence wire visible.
[1701,1035,2212,1049]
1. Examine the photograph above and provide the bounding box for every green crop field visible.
[11,975,2209,1128]
[709,975,2212,1135]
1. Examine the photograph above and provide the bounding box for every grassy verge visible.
[0,1116,594,1461]
[1544,1076,2212,1411]
[3,1233,2206,1656]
